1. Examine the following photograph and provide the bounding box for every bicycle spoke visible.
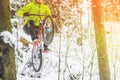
[32,45,42,72]
[43,15,54,45]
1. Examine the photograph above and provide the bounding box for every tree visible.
[0,0,16,80]
[92,0,110,80]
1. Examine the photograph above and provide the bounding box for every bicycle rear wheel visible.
[32,43,42,72]
[42,15,54,45]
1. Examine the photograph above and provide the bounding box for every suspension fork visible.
[33,23,43,56]
[38,23,43,49]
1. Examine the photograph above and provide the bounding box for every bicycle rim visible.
[32,45,42,72]
[43,15,54,45]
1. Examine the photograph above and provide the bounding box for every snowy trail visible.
[1,22,120,80]
[14,26,84,80]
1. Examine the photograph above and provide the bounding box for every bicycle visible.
[27,14,54,72]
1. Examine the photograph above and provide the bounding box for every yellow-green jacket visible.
[17,0,51,26]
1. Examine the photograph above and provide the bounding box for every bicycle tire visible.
[32,45,42,72]
[42,15,54,45]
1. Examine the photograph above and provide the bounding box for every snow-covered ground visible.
[0,23,98,80]
[0,0,119,80]
[1,21,120,80]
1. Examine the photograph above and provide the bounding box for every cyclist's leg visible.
[43,43,50,51]
[29,20,37,40]
[23,23,30,34]
[23,20,36,40]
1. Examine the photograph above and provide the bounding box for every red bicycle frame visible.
[33,17,44,54]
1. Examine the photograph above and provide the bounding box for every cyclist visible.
[17,0,52,52]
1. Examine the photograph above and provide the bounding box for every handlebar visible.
[24,13,57,18]
[27,14,45,16]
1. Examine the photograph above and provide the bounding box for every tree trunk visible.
[91,0,110,80]
[0,0,16,80]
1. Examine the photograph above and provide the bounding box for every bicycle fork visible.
[32,24,43,57]
[38,23,45,51]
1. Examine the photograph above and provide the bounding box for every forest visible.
[0,0,120,80]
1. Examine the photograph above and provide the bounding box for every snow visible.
[1,18,120,80]
[0,31,17,46]
[1,21,120,80]
[0,23,99,80]
[0,0,120,80]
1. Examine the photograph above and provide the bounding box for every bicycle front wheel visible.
[42,15,54,45]
[32,44,42,72]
